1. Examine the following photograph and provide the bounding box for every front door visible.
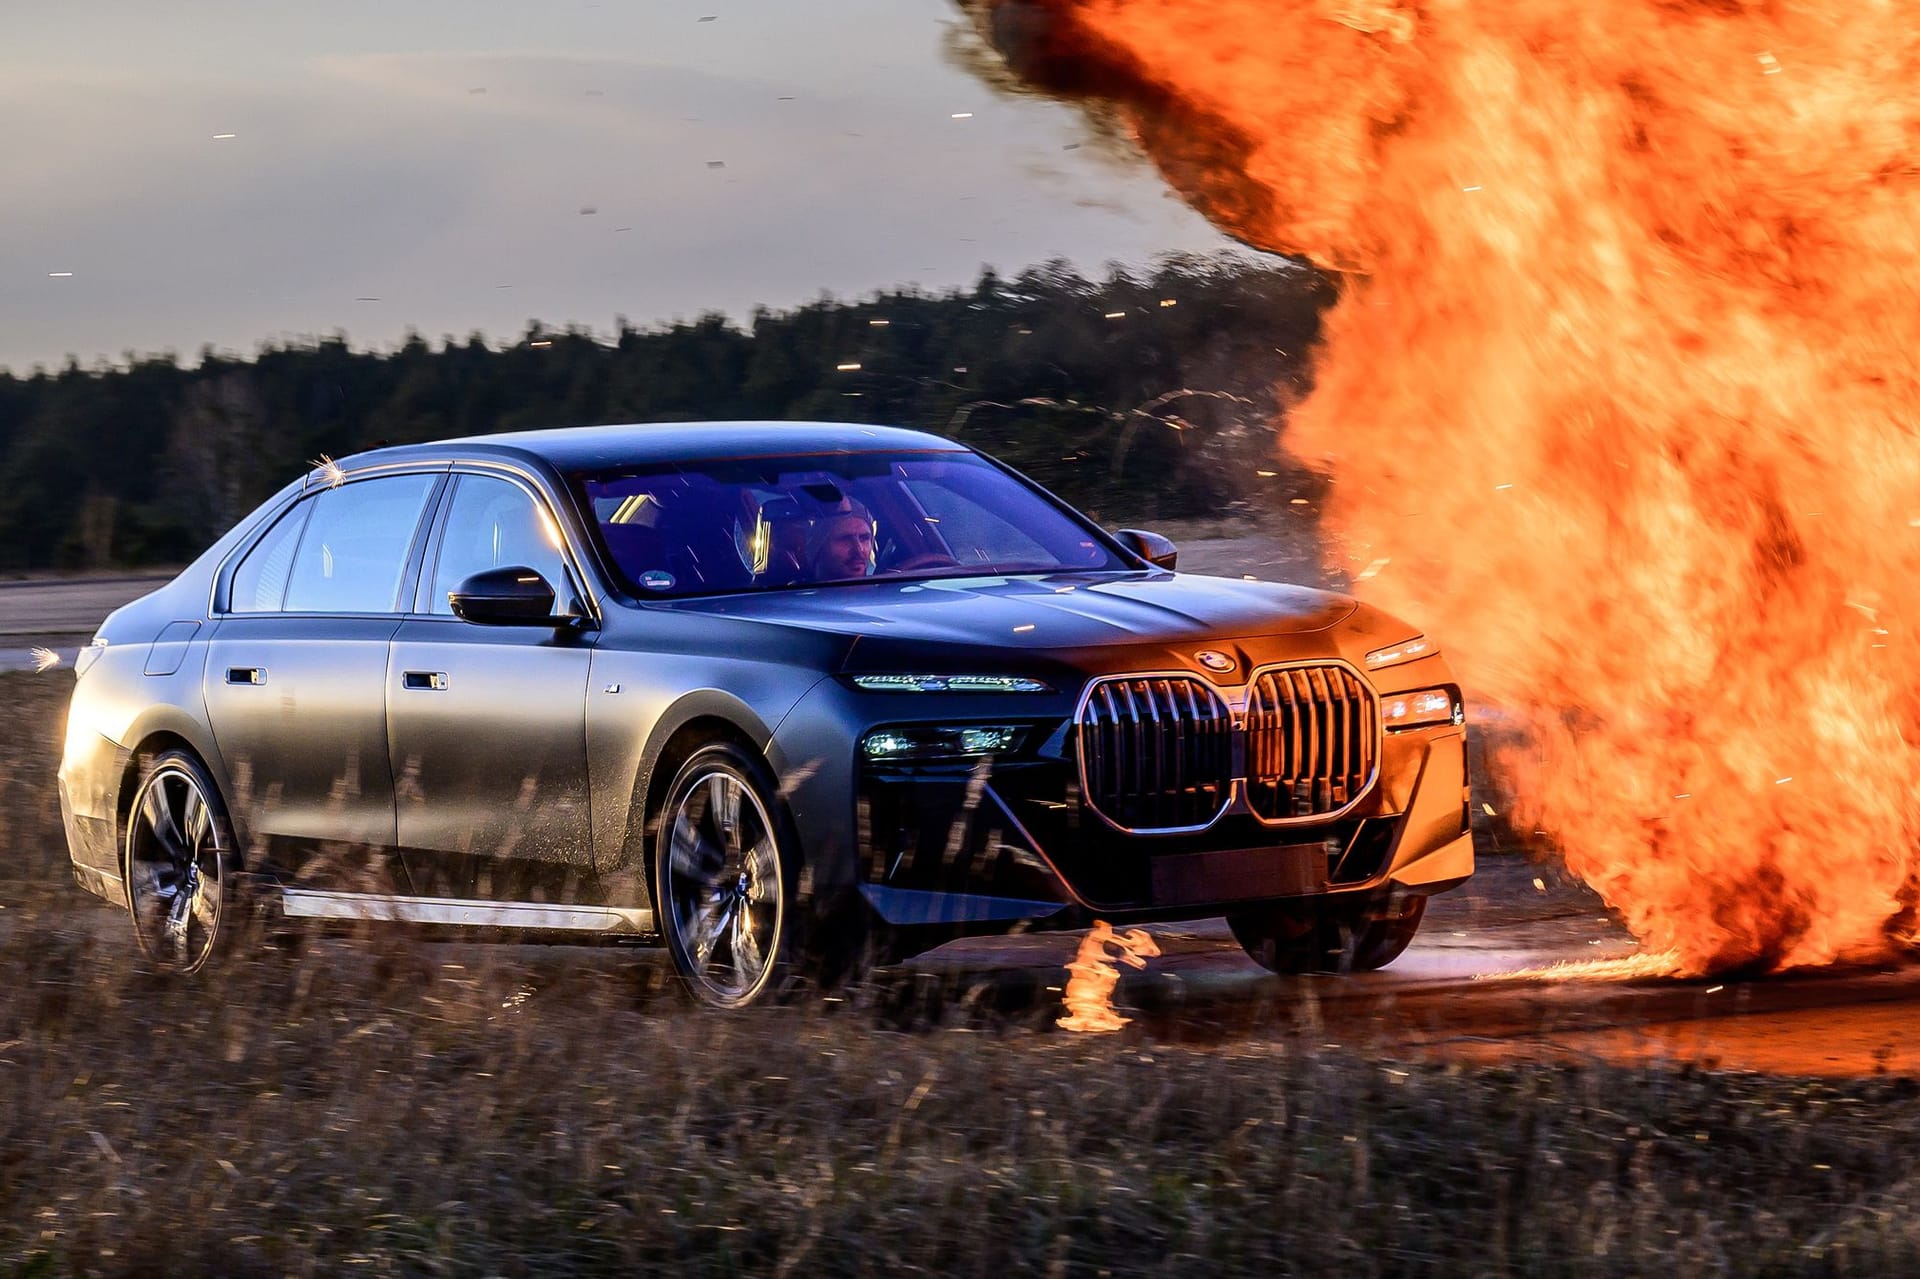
[388,471,595,899]
[203,471,441,890]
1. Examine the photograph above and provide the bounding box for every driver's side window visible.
[426,475,575,615]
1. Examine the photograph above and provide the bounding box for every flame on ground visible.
[1479,951,1686,984]
[1059,920,1162,1032]
[975,0,1920,975]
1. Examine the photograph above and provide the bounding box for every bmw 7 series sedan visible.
[59,421,1472,1006]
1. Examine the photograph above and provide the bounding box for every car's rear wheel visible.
[124,750,239,975]
[1228,895,1426,975]
[655,743,801,1008]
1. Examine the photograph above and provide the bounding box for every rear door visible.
[388,469,596,899]
[204,471,442,885]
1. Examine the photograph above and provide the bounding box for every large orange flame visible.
[978,0,1920,974]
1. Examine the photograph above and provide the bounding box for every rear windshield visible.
[571,450,1126,598]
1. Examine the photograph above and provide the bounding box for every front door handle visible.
[403,670,449,691]
[226,666,267,686]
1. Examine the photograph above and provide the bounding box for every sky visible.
[0,0,1233,373]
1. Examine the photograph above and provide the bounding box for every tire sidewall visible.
[652,741,802,1008]
[1228,895,1426,975]
[123,748,240,975]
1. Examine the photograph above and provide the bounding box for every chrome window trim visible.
[209,461,451,618]
[209,457,603,628]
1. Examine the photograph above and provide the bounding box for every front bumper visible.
[854,722,1471,931]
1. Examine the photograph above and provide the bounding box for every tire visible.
[1228,895,1427,975]
[122,749,245,975]
[653,742,804,1008]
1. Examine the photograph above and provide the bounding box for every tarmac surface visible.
[0,571,171,671]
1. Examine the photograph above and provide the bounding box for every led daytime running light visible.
[851,674,1052,693]
[862,724,1024,760]
[1364,635,1436,670]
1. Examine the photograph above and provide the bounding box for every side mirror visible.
[1114,528,1178,570]
[449,566,571,627]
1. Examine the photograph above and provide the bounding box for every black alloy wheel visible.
[124,750,238,975]
[654,742,801,1008]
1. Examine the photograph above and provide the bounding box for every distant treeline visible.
[0,254,1332,571]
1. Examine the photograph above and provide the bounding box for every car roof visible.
[342,421,968,473]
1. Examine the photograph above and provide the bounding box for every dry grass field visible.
[4,670,1920,1276]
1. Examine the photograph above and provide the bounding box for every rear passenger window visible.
[282,474,437,614]
[228,503,309,613]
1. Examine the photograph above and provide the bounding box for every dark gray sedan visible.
[58,422,1471,1006]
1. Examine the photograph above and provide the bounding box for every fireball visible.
[971,0,1920,973]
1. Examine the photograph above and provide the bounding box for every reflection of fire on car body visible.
[60,421,1468,1008]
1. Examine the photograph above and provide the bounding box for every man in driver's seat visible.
[808,499,875,580]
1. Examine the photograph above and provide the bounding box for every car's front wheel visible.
[1228,895,1426,975]
[124,749,240,975]
[654,743,801,1008]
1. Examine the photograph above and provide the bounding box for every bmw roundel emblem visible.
[1195,650,1236,674]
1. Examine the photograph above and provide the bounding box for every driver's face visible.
[819,513,874,578]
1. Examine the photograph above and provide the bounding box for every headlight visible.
[850,674,1053,694]
[1381,687,1462,731]
[861,724,1025,761]
[1364,635,1437,670]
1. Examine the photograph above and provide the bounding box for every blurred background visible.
[1,0,1336,571]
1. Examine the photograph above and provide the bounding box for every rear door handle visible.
[403,671,448,691]
[226,666,267,686]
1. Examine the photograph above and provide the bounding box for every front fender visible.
[585,645,829,873]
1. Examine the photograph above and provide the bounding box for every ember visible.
[975,0,1920,974]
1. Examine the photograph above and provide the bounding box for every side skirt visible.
[280,888,654,935]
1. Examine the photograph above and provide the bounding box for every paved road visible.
[0,573,173,637]
[0,572,173,671]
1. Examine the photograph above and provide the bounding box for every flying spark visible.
[309,454,346,488]
[30,648,60,673]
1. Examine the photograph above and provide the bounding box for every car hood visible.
[651,571,1356,650]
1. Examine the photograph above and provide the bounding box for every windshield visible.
[572,450,1127,598]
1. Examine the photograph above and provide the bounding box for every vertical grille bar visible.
[1243,664,1379,822]
[1285,671,1302,794]
[1344,670,1364,800]
[1077,675,1231,831]
[1078,666,1376,831]
[1325,667,1345,806]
